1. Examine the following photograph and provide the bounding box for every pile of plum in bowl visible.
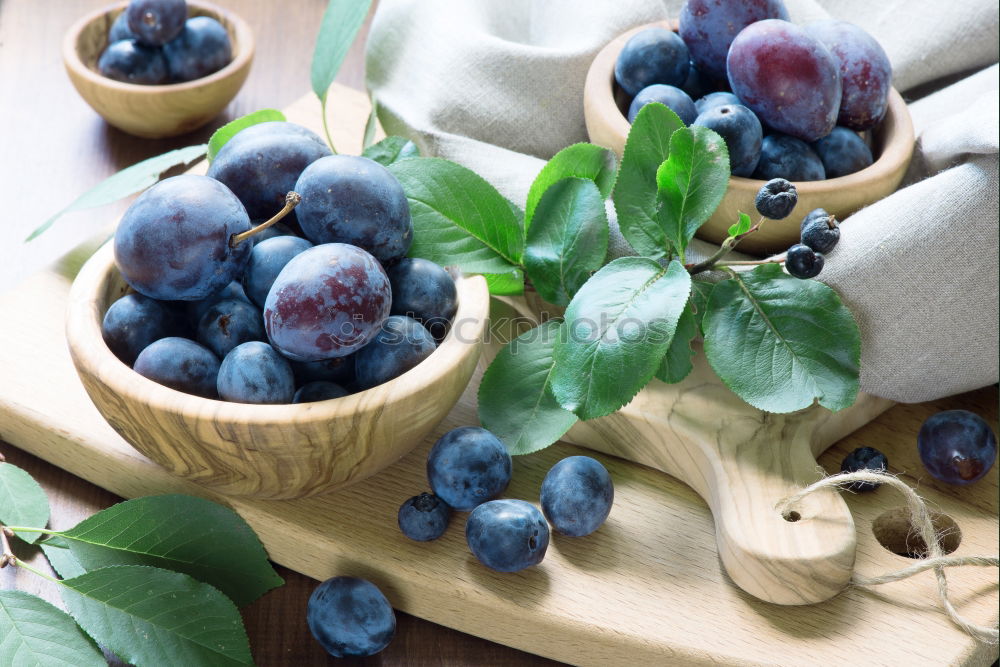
[584,0,915,254]
[65,121,489,500]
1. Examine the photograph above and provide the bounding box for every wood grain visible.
[582,21,915,255]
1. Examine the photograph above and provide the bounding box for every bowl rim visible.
[584,20,915,192]
[62,0,255,94]
[66,240,490,425]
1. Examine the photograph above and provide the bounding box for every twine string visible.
[775,470,999,644]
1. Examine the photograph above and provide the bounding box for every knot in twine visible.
[775,470,999,644]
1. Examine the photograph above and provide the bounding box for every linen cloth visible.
[365,0,999,403]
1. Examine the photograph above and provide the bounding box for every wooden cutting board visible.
[0,84,996,666]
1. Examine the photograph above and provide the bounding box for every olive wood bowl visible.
[63,0,254,138]
[65,242,490,500]
[583,21,915,255]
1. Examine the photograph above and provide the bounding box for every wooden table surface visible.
[0,1,557,664]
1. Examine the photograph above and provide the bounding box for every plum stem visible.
[230,191,302,248]
[686,215,770,275]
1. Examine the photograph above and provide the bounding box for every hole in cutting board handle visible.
[871,507,962,558]
[782,510,802,522]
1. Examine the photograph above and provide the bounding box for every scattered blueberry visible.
[398,492,452,541]
[133,337,219,398]
[125,0,186,46]
[918,410,997,485]
[785,243,824,279]
[614,27,690,97]
[540,456,614,537]
[196,298,266,359]
[465,499,550,572]
[799,208,840,254]
[354,315,437,390]
[163,16,231,82]
[811,127,873,178]
[97,40,169,85]
[242,235,313,309]
[102,293,182,366]
[293,381,348,403]
[387,258,458,341]
[840,446,888,492]
[754,178,798,220]
[692,104,762,177]
[753,134,826,182]
[426,427,512,511]
[217,341,295,404]
[694,91,741,116]
[307,577,396,658]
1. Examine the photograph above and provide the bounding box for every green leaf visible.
[59,565,253,666]
[310,0,374,103]
[207,109,286,161]
[27,144,207,241]
[524,143,616,231]
[363,98,379,150]
[655,304,698,384]
[0,590,105,667]
[611,103,685,258]
[551,258,692,419]
[0,462,50,544]
[655,125,730,257]
[728,211,752,237]
[362,135,419,166]
[479,320,578,455]
[58,495,282,607]
[41,537,87,580]
[703,264,861,413]
[690,277,715,332]
[524,178,609,307]
[389,157,524,274]
[484,270,525,295]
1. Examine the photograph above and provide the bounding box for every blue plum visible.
[294,155,412,264]
[186,280,251,327]
[799,208,840,254]
[196,298,265,359]
[679,0,790,80]
[109,12,136,42]
[125,0,186,46]
[102,293,182,366]
[805,20,892,131]
[694,91,741,116]
[692,103,762,176]
[288,356,355,387]
[627,85,697,125]
[114,174,251,301]
[242,235,313,308]
[263,243,391,361]
[386,258,458,341]
[784,243,824,279]
[680,62,715,101]
[97,40,168,85]
[292,381,348,403]
[918,410,997,485]
[754,178,798,220]
[207,123,331,224]
[163,16,231,82]
[217,341,295,404]
[307,577,396,658]
[354,316,437,390]
[839,446,888,492]
[753,134,825,182]
[727,19,841,142]
[397,492,452,542]
[465,499,549,572]
[812,127,873,178]
[540,456,614,537]
[133,337,219,398]
[614,27,690,97]
[426,426,511,511]
[251,221,295,244]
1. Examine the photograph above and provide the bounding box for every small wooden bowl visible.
[584,21,915,255]
[65,242,490,500]
[63,0,254,138]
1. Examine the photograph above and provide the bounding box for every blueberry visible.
[614,27,690,97]
[918,410,997,485]
[694,91,741,116]
[217,341,295,404]
[692,104,762,177]
[627,85,697,125]
[540,456,614,537]
[97,40,168,85]
[307,577,396,658]
[125,0,186,46]
[242,235,313,309]
[799,208,840,254]
[754,178,798,220]
[811,127,873,178]
[386,258,458,341]
[839,446,888,492]
[196,298,265,359]
[293,381,348,403]
[465,499,550,572]
[163,16,231,82]
[354,316,437,390]
[397,492,452,541]
[426,426,511,511]
[109,12,136,42]
[753,134,826,182]
[133,337,220,398]
[784,243,824,279]
[102,293,182,366]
